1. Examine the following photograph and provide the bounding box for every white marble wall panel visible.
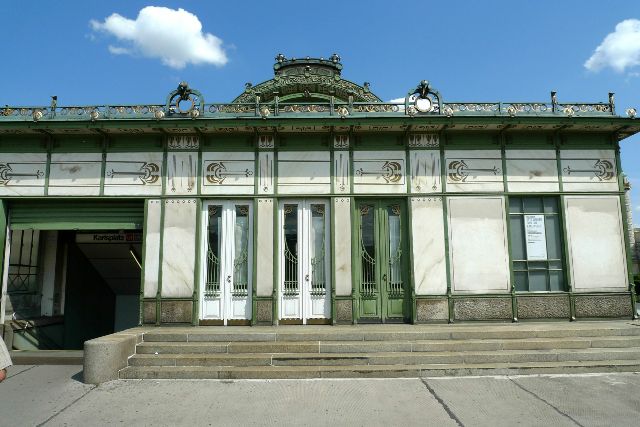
[506,149,559,192]
[561,149,618,192]
[333,151,350,194]
[0,153,47,196]
[104,152,163,196]
[143,200,161,298]
[278,151,330,194]
[201,151,255,195]
[409,150,441,193]
[49,153,101,196]
[166,151,197,195]
[445,150,504,192]
[333,197,352,296]
[256,198,274,297]
[448,196,510,293]
[258,151,274,195]
[565,196,628,291]
[353,150,406,194]
[411,197,447,295]
[161,199,197,298]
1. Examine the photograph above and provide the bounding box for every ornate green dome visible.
[232,53,382,104]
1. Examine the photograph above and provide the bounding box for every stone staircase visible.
[119,321,640,379]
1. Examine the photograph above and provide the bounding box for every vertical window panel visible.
[232,206,250,296]
[359,204,376,296]
[310,204,326,294]
[544,215,562,260]
[283,204,299,295]
[509,216,526,260]
[508,196,565,292]
[523,198,543,214]
[205,206,222,297]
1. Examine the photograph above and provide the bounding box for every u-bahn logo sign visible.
[206,162,254,184]
[0,163,44,185]
[106,162,160,185]
[448,160,501,182]
[563,159,614,181]
[355,161,402,183]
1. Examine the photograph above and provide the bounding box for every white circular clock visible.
[415,97,432,112]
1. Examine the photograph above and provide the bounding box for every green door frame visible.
[354,198,410,323]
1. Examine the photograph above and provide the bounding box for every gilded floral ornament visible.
[336,106,349,118]
[259,106,271,119]
[444,106,454,117]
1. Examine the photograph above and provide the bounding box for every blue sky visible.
[1,1,639,223]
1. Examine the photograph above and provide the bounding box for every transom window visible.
[508,197,565,292]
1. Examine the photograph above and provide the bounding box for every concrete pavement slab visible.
[1,364,639,427]
[511,373,640,427]
[5,364,36,378]
[424,376,579,427]
[0,365,94,426]
[46,378,456,426]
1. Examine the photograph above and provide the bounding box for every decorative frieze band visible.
[168,135,199,150]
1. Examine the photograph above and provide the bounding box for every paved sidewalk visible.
[1,365,639,426]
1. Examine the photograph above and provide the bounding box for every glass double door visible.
[279,200,331,323]
[356,199,409,323]
[200,201,252,324]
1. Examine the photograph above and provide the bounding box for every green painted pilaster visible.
[615,144,637,318]
[440,133,454,323]
[192,198,202,325]
[138,199,149,325]
[251,196,259,326]
[0,200,7,324]
[501,139,518,322]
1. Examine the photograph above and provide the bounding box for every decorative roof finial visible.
[177,82,190,100]
[417,80,430,98]
[330,53,341,63]
[275,53,286,63]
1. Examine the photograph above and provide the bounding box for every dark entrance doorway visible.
[3,200,144,350]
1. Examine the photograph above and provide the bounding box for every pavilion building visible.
[0,55,638,350]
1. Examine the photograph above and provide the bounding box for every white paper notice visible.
[524,215,547,260]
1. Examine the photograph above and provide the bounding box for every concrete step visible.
[135,335,640,355]
[9,350,83,365]
[129,347,640,367]
[141,323,640,343]
[119,359,640,380]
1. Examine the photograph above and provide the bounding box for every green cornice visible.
[0,115,638,139]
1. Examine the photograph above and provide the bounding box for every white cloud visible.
[388,97,405,103]
[91,6,228,69]
[108,45,131,55]
[585,19,640,73]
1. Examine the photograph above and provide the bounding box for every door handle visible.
[382,274,387,282]
[227,275,232,283]
[305,274,310,282]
